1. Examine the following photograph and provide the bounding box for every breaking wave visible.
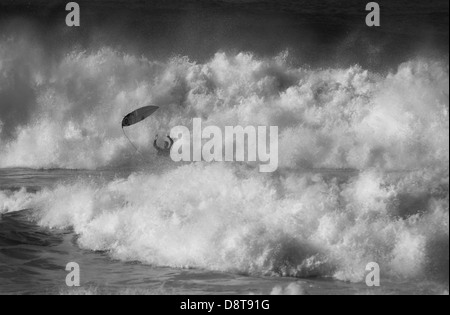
[0,38,448,170]
[0,37,448,284]
[1,164,448,283]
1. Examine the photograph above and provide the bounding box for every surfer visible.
[121,106,175,158]
[154,134,174,157]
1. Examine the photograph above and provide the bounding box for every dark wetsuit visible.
[154,136,174,157]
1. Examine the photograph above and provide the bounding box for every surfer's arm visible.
[168,136,175,147]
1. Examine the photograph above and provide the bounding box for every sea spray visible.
[0,36,448,286]
[0,39,448,171]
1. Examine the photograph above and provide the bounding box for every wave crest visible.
[1,39,448,170]
[1,164,448,283]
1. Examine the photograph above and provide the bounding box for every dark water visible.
[1,0,448,68]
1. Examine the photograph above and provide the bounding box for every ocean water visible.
[0,168,448,295]
[0,0,449,295]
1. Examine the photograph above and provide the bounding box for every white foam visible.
[0,38,448,284]
[0,40,448,171]
[1,164,447,283]
[270,283,308,295]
